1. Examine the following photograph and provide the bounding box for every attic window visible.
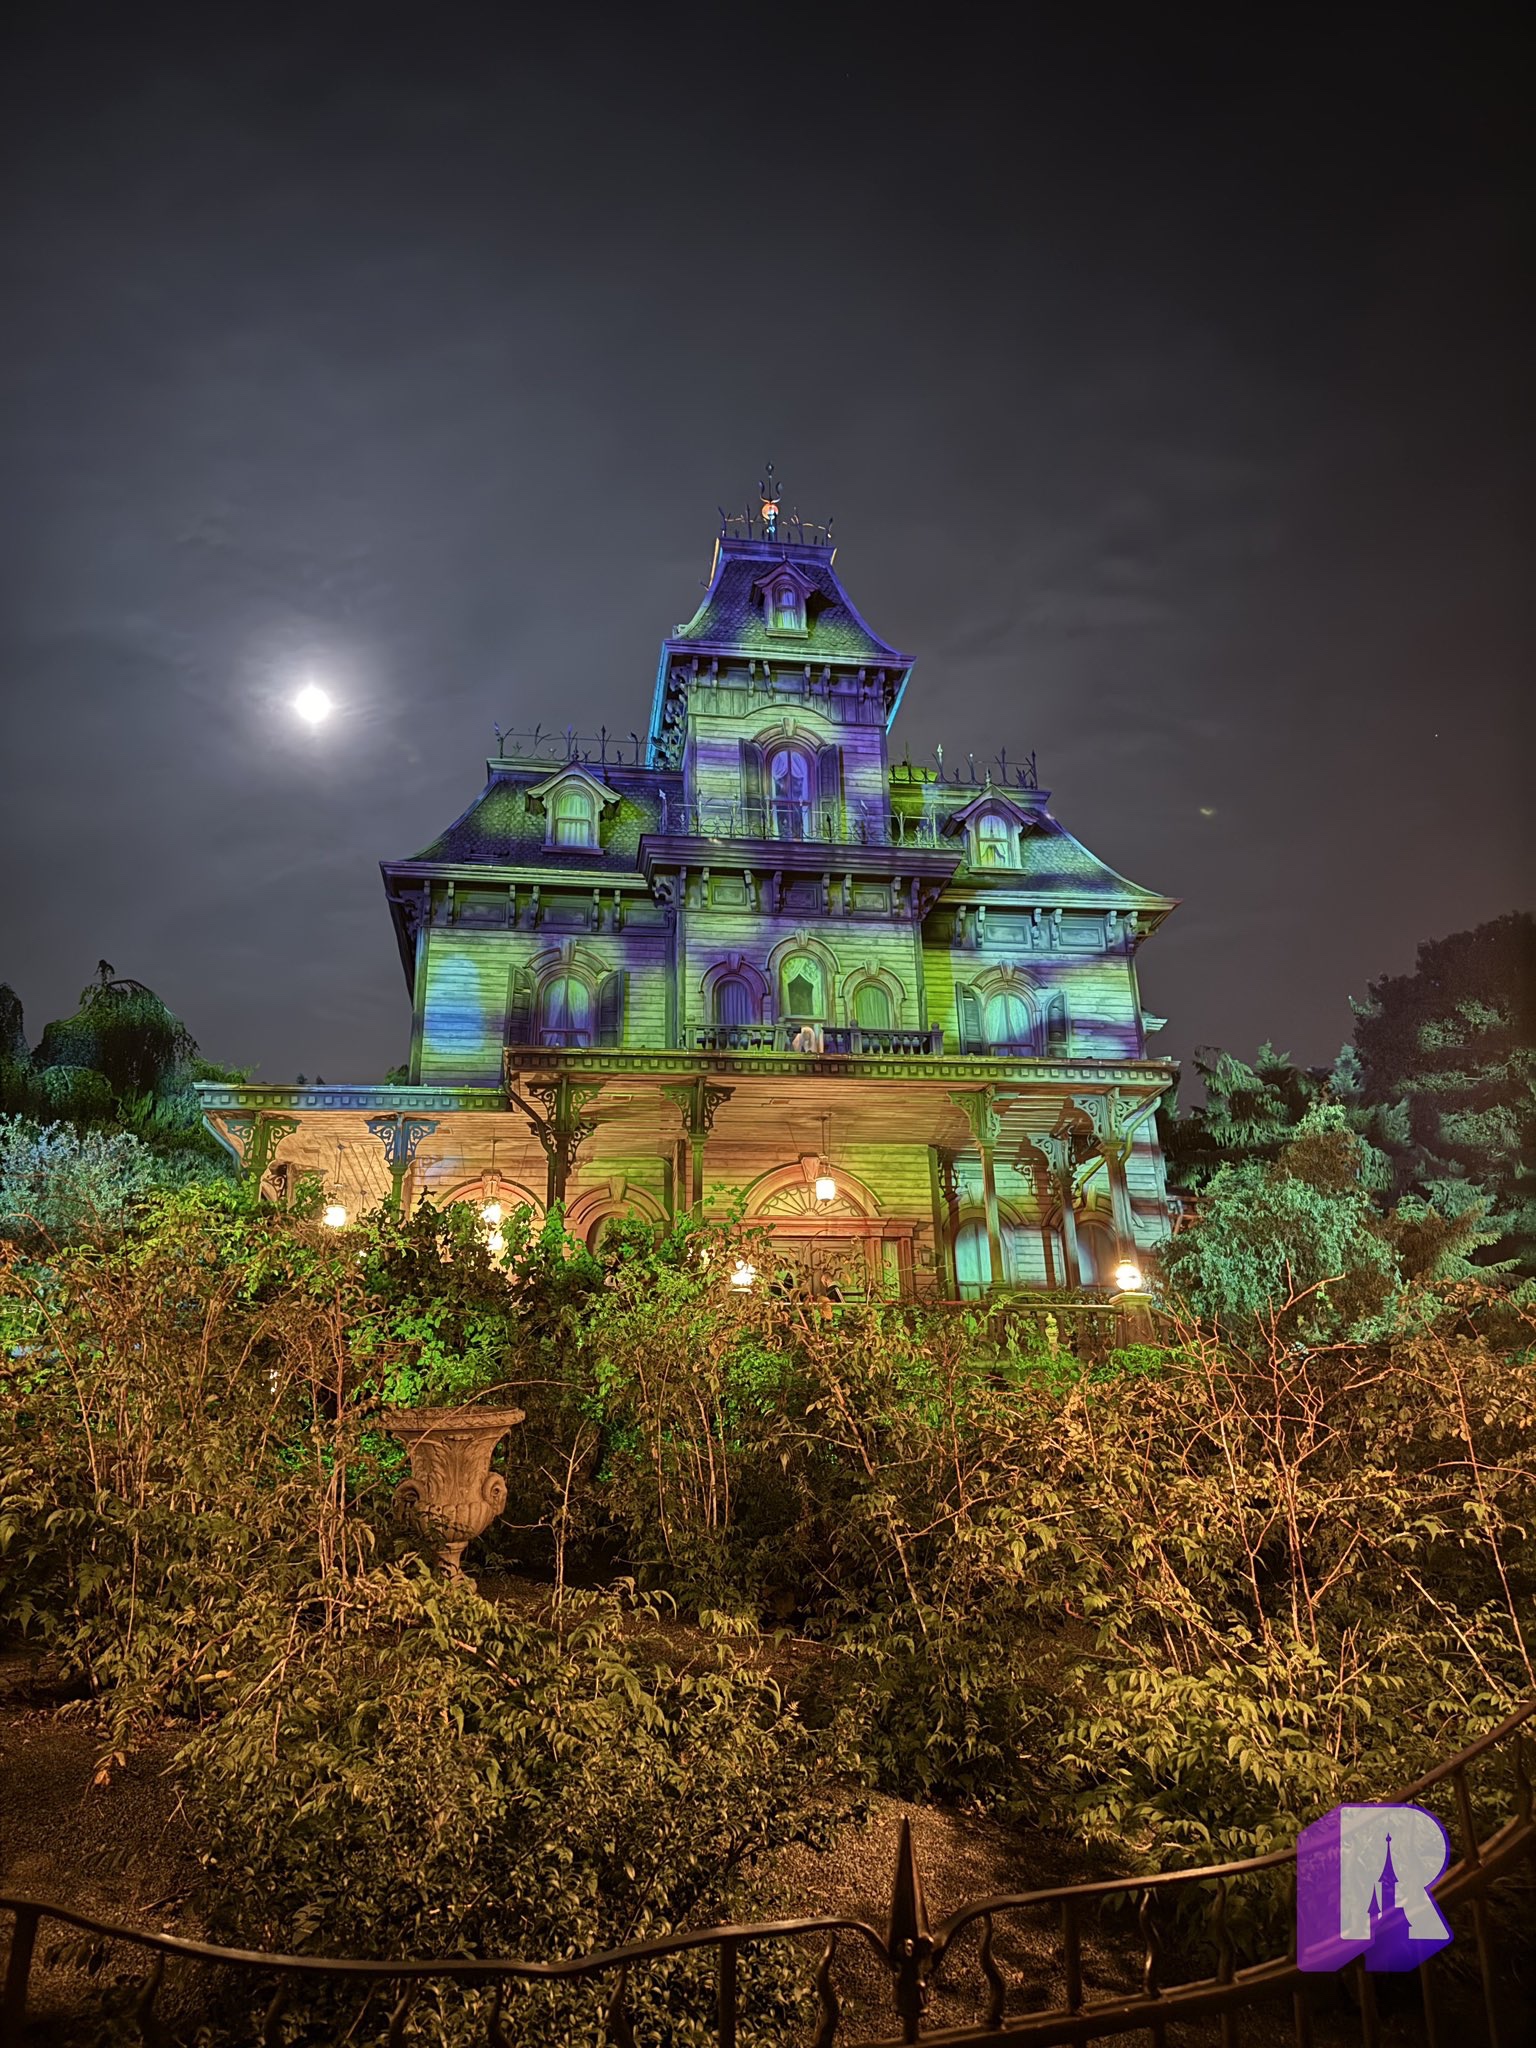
[766,580,806,635]
[972,813,1015,868]
[550,787,597,849]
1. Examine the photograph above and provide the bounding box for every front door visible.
[768,1235,872,1301]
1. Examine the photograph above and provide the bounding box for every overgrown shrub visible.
[182,1570,848,2045]
[0,1115,209,1246]
[0,1180,383,1762]
[3,1171,1532,2000]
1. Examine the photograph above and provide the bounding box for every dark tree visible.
[1352,912,1536,1269]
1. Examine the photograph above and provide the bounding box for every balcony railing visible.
[656,796,949,850]
[693,1024,945,1056]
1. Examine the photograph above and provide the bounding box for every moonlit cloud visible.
[0,10,1525,1084]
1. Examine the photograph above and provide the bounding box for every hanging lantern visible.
[813,1113,836,1203]
[481,1200,503,1226]
[322,1202,348,1229]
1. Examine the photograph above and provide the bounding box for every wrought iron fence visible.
[4,1698,1532,2045]
[656,795,951,849]
[491,725,648,768]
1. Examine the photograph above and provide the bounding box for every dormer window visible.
[527,764,620,853]
[973,813,1015,867]
[754,563,814,637]
[551,787,596,848]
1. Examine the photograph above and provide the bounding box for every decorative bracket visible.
[663,1078,734,1137]
[1035,1130,1081,1199]
[947,1087,1002,1152]
[509,1078,602,1209]
[365,1112,440,1213]
[219,1110,301,1191]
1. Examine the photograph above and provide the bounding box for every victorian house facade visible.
[198,494,1179,1298]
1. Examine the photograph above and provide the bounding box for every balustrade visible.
[656,795,946,849]
[692,1024,945,1056]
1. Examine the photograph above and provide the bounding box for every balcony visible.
[657,796,948,849]
[692,1024,945,1056]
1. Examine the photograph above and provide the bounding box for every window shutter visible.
[739,743,765,835]
[506,967,535,1047]
[595,969,627,1048]
[816,744,843,834]
[956,984,983,1054]
[1042,991,1068,1055]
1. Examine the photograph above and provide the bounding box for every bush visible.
[0,1180,384,1762]
[182,1571,848,2045]
[0,1115,207,1247]
[4,1172,1532,1998]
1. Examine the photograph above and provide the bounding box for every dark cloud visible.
[0,2,1528,1083]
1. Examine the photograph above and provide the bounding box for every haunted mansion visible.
[198,487,1179,1298]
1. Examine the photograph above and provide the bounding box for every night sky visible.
[1,4,1528,1092]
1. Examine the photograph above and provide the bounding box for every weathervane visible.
[758,462,781,540]
[717,468,833,545]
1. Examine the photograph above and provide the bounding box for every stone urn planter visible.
[383,1405,526,1583]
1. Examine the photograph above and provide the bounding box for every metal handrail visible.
[656,795,951,849]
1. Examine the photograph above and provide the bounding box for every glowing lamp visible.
[322,1203,348,1229]
[481,1200,502,1226]
[728,1260,757,1290]
[814,1172,837,1203]
[486,1229,506,1258]
[1113,1261,1144,1294]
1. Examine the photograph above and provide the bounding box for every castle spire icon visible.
[1379,1835,1398,1913]
[1364,1833,1414,1969]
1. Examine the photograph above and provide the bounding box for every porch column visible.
[1101,1137,1137,1264]
[1038,1132,1081,1289]
[929,1147,962,1299]
[947,1088,1004,1293]
[663,1079,734,1216]
[981,1147,1003,1292]
[365,1112,440,1215]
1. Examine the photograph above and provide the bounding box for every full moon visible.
[294,682,333,726]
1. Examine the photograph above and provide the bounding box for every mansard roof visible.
[650,533,915,760]
[387,764,667,872]
[990,815,1175,914]
[670,536,912,666]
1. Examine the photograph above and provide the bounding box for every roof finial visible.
[758,462,780,541]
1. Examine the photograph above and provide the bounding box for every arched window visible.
[955,1219,992,1298]
[713,975,756,1028]
[551,787,596,848]
[781,954,824,1019]
[975,814,1012,866]
[983,989,1033,1053]
[774,584,800,629]
[1077,1223,1115,1288]
[852,981,893,1030]
[768,749,812,839]
[540,974,592,1047]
